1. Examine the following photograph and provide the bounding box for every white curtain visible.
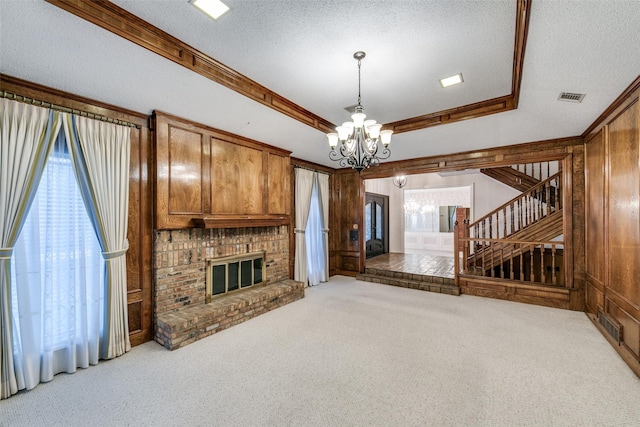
[305,175,326,286]
[63,114,131,359]
[317,172,330,280]
[0,99,60,399]
[294,168,314,284]
[10,131,103,391]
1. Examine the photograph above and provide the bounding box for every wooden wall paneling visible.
[154,111,290,228]
[331,170,365,275]
[0,74,154,346]
[126,125,153,345]
[562,152,576,291]
[168,126,205,215]
[608,299,640,359]
[567,146,586,310]
[606,96,640,356]
[267,152,289,215]
[584,130,606,314]
[607,98,639,305]
[132,123,153,346]
[584,82,640,376]
[329,173,340,276]
[154,113,209,229]
[211,138,263,214]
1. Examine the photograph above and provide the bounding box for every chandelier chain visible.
[357,57,362,107]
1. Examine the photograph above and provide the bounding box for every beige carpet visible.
[3,276,640,426]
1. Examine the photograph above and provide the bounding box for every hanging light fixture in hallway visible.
[326,51,393,173]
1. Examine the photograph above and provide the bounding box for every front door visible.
[365,193,389,259]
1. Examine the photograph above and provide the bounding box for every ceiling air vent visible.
[558,92,586,103]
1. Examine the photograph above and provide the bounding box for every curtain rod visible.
[1,90,141,129]
[293,165,332,175]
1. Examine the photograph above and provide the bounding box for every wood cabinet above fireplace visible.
[154,111,291,229]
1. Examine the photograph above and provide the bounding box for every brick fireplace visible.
[153,226,303,349]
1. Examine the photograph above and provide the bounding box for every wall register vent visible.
[558,92,586,103]
[598,310,622,344]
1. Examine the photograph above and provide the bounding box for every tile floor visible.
[366,252,455,279]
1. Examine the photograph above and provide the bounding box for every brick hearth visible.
[153,226,302,349]
[156,279,304,350]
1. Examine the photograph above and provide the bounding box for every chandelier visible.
[327,51,393,173]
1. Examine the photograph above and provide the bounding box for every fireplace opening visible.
[206,251,265,303]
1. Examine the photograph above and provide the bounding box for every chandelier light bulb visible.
[367,123,382,139]
[380,129,393,146]
[327,133,339,149]
[342,121,355,131]
[351,112,366,128]
[336,125,351,141]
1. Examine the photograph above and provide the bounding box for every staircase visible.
[458,162,565,286]
[480,166,540,193]
[470,210,563,272]
[480,162,560,192]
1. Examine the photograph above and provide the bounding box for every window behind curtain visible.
[305,179,326,286]
[11,132,102,386]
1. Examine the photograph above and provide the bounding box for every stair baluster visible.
[457,171,564,286]
[551,245,557,285]
[519,247,524,282]
[529,245,535,282]
[503,207,507,238]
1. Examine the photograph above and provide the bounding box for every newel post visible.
[454,207,470,285]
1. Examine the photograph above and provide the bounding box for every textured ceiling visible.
[1,0,639,168]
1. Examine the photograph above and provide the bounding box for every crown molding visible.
[47,0,531,135]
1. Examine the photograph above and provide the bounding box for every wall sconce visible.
[393,175,407,188]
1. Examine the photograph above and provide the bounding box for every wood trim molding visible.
[153,110,292,157]
[46,0,335,134]
[0,73,148,125]
[384,0,531,134]
[511,0,531,106]
[291,157,335,174]
[582,74,640,138]
[193,216,290,229]
[359,136,582,179]
[384,95,513,134]
[47,0,531,136]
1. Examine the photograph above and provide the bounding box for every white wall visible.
[365,171,521,254]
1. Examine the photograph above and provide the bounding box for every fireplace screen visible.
[206,252,265,302]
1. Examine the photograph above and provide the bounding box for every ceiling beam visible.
[47,0,531,136]
[385,0,531,134]
[46,0,336,134]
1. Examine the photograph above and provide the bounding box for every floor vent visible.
[558,92,586,103]
[598,310,622,344]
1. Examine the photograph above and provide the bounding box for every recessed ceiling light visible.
[190,0,230,20]
[439,73,464,88]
